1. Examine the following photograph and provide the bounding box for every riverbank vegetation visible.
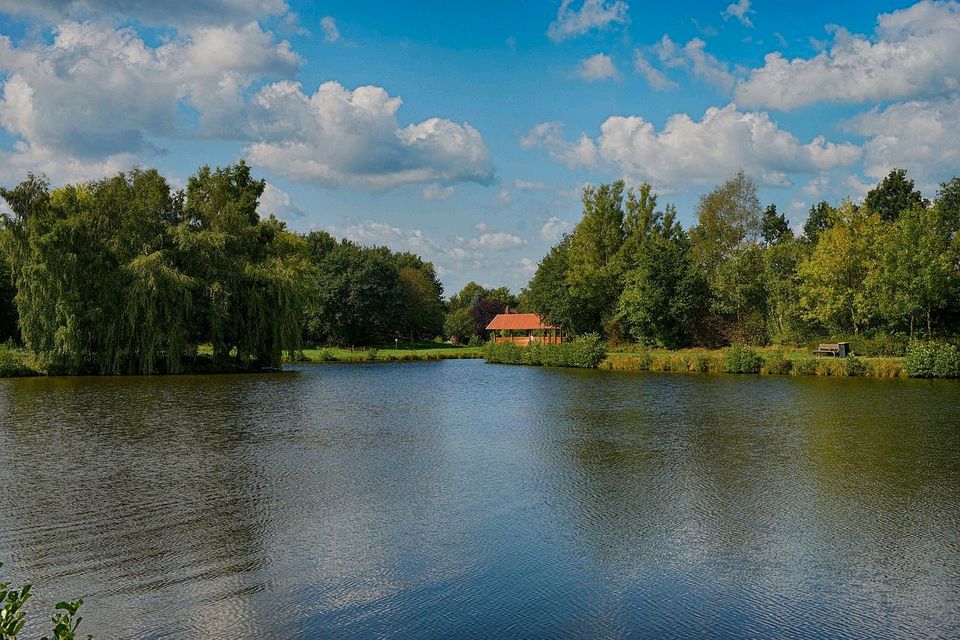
[519,169,960,377]
[483,334,607,368]
[0,163,450,376]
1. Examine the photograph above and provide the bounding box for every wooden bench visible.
[812,342,850,358]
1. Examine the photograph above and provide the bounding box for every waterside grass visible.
[290,341,483,364]
[601,345,909,378]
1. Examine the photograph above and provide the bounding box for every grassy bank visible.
[601,345,908,378]
[291,341,483,364]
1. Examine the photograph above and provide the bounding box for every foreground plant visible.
[0,563,91,640]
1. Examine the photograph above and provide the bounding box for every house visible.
[485,308,563,345]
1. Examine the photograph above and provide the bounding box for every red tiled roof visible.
[485,313,558,331]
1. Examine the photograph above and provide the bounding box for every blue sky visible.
[0,1,958,295]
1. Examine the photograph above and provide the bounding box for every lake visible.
[1,360,958,639]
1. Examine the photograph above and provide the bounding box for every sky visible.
[0,0,958,295]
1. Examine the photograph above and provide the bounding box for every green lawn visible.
[292,341,483,363]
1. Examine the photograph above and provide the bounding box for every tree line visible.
[0,162,446,374]
[522,169,960,347]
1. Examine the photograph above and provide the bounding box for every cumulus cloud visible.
[245,80,493,189]
[655,35,736,93]
[0,20,299,164]
[540,216,571,241]
[848,95,960,187]
[722,0,754,27]
[524,104,861,189]
[547,0,629,42]
[633,50,676,90]
[520,121,597,169]
[0,0,289,27]
[256,182,305,220]
[320,16,340,42]
[735,1,960,109]
[468,232,525,250]
[576,53,618,81]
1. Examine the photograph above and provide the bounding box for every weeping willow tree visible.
[0,162,312,374]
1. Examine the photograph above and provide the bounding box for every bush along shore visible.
[482,339,960,379]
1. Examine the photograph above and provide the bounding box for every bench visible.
[812,342,850,358]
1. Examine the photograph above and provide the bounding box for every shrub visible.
[0,343,39,376]
[792,358,817,376]
[843,355,866,376]
[906,341,960,378]
[484,334,607,368]
[316,348,336,362]
[467,335,484,348]
[365,349,378,362]
[762,350,792,375]
[0,561,90,639]
[723,344,763,374]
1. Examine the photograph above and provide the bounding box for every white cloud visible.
[722,0,754,28]
[0,0,289,27]
[576,53,618,81]
[0,20,298,176]
[341,220,445,257]
[468,232,525,250]
[540,216,571,241]
[527,104,861,189]
[848,95,960,188]
[422,183,455,200]
[512,179,549,190]
[257,182,305,220]
[654,35,736,92]
[520,121,597,169]
[633,50,676,90]
[547,0,629,42]
[320,16,340,42]
[735,1,960,109]
[246,80,493,189]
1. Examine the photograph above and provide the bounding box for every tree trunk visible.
[927,305,933,338]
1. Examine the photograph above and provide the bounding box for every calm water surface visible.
[1,360,958,639]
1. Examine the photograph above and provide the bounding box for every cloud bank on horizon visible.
[0,0,957,293]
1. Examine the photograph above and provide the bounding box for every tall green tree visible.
[689,171,765,343]
[803,201,835,244]
[864,168,924,221]
[798,203,883,335]
[870,204,957,337]
[761,203,792,245]
[566,181,627,333]
[525,235,582,332]
[616,204,701,346]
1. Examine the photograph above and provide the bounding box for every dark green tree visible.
[761,203,792,245]
[864,168,924,221]
[803,201,835,244]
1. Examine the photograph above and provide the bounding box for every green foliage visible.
[0,562,91,640]
[443,308,474,344]
[864,168,924,222]
[803,201,835,244]
[792,358,818,376]
[762,350,792,375]
[905,341,960,378]
[844,355,866,376]
[723,344,764,374]
[483,334,607,368]
[0,342,39,376]
[365,348,379,362]
[761,204,792,245]
[1,163,310,374]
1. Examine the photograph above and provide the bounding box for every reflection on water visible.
[1,362,958,638]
